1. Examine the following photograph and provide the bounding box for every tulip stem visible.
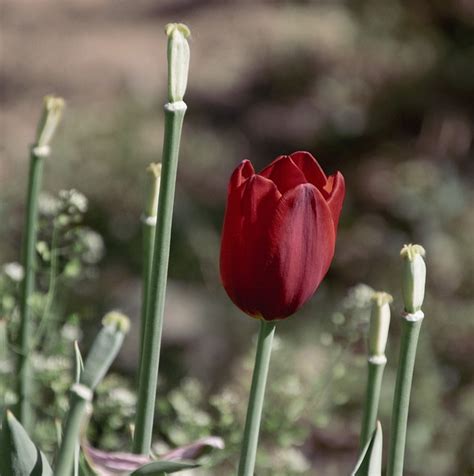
[16,146,47,431]
[238,320,276,476]
[387,316,423,476]
[359,357,386,451]
[133,102,187,454]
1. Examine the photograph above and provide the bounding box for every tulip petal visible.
[326,171,345,230]
[260,155,307,194]
[229,160,255,190]
[259,184,336,320]
[290,151,328,192]
[220,174,281,317]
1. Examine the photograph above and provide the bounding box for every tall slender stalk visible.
[133,102,186,455]
[359,291,392,451]
[386,317,423,476]
[387,244,426,476]
[238,320,276,476]
[16,96,64,430]
[17,149,44,430]
[138,164,161,376]
[54,393,88,476]
[132,23,190,454]
[360,358,386,449]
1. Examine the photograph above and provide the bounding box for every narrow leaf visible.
[161,436,225,461]
[0,410,53,476]
[351,420,383,476]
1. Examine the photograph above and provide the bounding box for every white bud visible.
[35,95,65,148]
[368,292,393,357]
[166,23,190,103]
[400,244,426,313]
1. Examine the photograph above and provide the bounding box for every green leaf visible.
[130,460,200,475]
[351,421,383,476]
[0,411,53,476]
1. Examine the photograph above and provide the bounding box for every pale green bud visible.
[165,23,190,103]
[35,95,65,148]
[400,244,426,313]
[80,311,130,390]
[145,163,162,219]
[368,292,393,358]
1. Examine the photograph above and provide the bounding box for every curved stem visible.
[387,318,423,476]
[359,359,386,451]
[16,148,45,430]
[133,103,186,454]
[238,320,276,476]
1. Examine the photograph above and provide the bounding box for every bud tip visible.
[400,243,426,261]
[102,311,130,334]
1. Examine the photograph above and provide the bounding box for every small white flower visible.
[61,323,82,341]
[109,387,137,407]
[38,192,61,216]
[69,189,88,213]
[81,229,105,263]
[3,262,24,282]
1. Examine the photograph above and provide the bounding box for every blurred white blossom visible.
[2,262,24,282]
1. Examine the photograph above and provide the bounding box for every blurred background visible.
[1,0,473,474]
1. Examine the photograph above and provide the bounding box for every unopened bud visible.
[81,311,129,390]
[165,23,190,103]
[145,163,162,218]
[368,292,393,358]
[35,95,65,148]
[400,244,426,313]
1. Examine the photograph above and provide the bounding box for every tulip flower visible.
[220,151,345,321]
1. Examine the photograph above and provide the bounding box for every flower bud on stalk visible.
[166,23,190,103]
[35,95,65,151]
[359,291,392,450]
[133,23,190,455]
[16,95,65,431]
[54,312,130,476]
[368,292,393,360]
[400,244,426,314]
[387,244,427,476]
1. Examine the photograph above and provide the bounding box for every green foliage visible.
[351,422,383,476]
[0,411,53,476]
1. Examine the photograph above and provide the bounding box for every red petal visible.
[229,160,255,191]
[220,174,281,317]
[258,184,336,320]
[260,155,307,194]
[289,151,328,192]
[326,171,345,230]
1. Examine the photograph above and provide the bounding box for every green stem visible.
[359,358,386,450]
[138,220,156,376]
[133,102,186,454]
[54,392,88,476]
[33,220,60,348]
[387,318,423,476]
[238,320,276,476]
[16,147,45,431]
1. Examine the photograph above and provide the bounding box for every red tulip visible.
[220,151,345,321]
